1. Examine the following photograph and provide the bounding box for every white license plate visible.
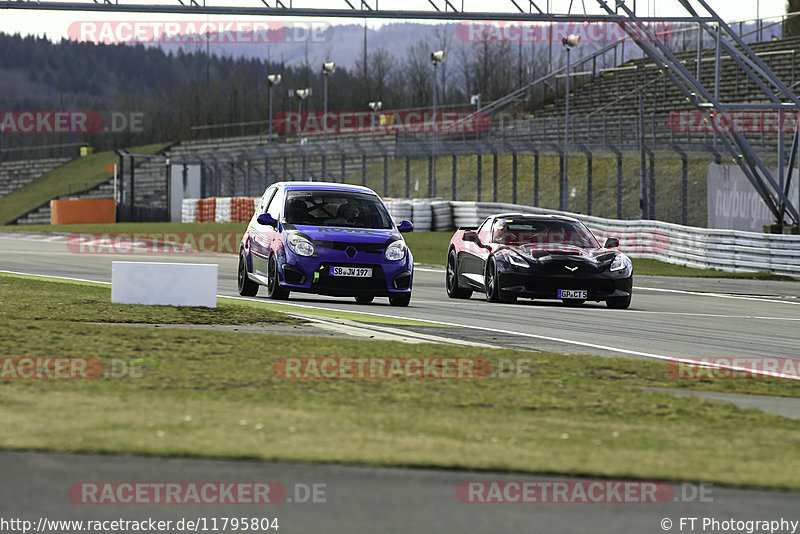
[558,289,588,300]
[330,266,373,277]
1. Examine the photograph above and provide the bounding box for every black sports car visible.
[446,213,633,308]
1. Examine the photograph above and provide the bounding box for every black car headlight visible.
[609,253,632,274]
[287,233,316,257]
[499,250,529,268]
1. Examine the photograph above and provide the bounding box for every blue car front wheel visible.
[238,253,259,297]
[389,293,411,307]
[267,254,290,300]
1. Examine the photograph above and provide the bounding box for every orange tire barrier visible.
[51,198,116,225]
[231,197,257,223]
[196,197,216,222]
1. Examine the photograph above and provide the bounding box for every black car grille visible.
[315,263,386,291]
[537,258,605,275]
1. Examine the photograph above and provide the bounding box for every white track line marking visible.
[0,269,111,285]
[637,286,800,306]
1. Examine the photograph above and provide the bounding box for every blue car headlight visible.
[609,253,632,274]
[287,233,316,257]
[499,249,529,268]
[384,240,407,261]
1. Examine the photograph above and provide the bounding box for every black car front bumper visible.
[496,258,632,301]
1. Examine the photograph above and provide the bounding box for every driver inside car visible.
[286,198,312,224]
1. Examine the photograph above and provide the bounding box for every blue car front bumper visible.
[276,246,413,297]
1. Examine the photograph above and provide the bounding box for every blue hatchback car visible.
[238,182,415,306]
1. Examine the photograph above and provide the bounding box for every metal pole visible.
[383,155,388,196]
[648,149,655,220]
[361,154,367,186]
[129,155,136,222]
[672,145,688,225]
[639,92,647,219]
[563,45,570,212]
[533,147,539,207]
[492,151,498,202]
[432,62,438,197]
[452,155,457,201]
[696,22,702,83]
[512,153,517,205]
[476,154,482,202]
[323,74,328,154]
[268,85,273,144]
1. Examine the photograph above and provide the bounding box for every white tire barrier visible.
[431,200,454,232]
[385,199,412,225]
[411,200,432,232]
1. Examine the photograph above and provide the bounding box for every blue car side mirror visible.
[397,220,413,233]
[257,213,278,227]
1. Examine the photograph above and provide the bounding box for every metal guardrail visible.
[448,201,800,278]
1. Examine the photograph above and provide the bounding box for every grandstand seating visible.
[0,158,70,199]
[524,36,800,149]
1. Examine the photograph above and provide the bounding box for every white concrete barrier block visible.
[111,261,218,308]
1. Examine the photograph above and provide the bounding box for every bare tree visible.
[369,47,396,102]
[402,40,434,108]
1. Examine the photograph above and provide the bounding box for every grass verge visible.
[0,143,169,225]
[1,274,799,490]
[2,223,790,280]
[0,274,293,326]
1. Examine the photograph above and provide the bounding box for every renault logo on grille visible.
[345,246,357,258]
[565,265,578,272]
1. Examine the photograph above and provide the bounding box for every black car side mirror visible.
[257,213,278,227]
[604,237,620,248]
[464,230,481,244]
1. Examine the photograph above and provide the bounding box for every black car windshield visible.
[284,190,394,229]
[492,218,600,249]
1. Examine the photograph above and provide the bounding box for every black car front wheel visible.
[237,253,259,297]
[606,294,632,309]
[484,257,500,302]
[446,250,472,299]
[355,295,374,304]
[266,254,290,300]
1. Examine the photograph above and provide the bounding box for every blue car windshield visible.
[284,190,394,229]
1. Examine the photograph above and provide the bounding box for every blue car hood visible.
[289,225,400,244]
